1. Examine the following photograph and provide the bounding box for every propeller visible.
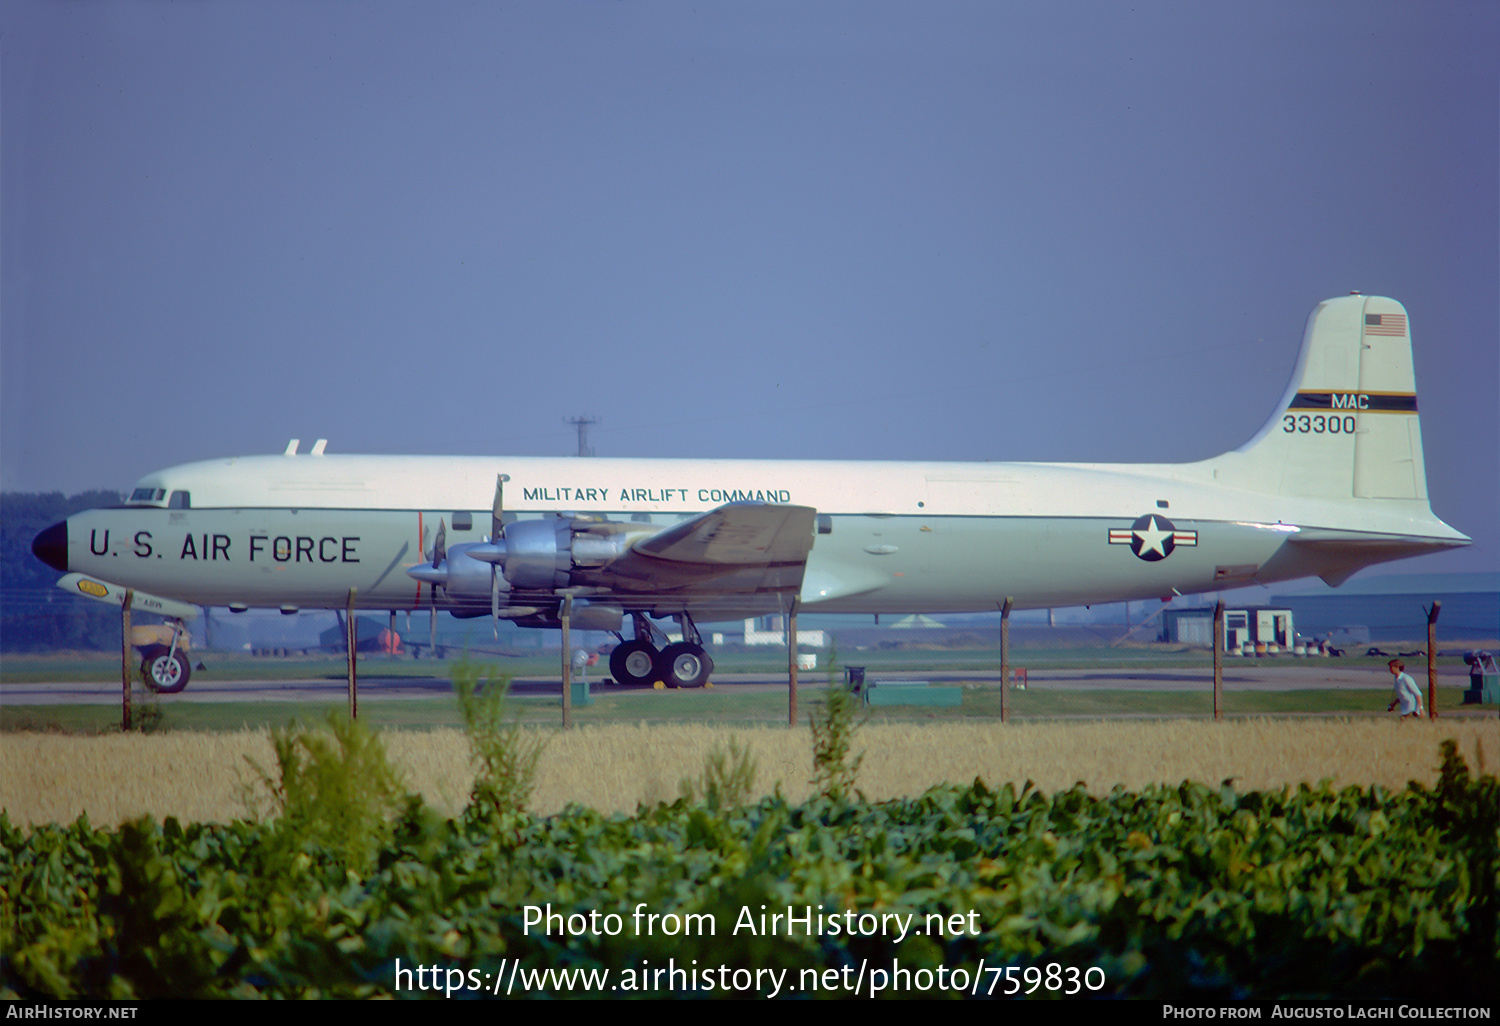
[430,518,445,653]
[491,475,505,636]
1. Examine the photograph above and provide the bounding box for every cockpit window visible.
[129,487,166,505]
[168,491,191,509]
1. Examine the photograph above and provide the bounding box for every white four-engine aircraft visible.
[32,294,1469,692]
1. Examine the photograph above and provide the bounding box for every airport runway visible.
[1,663,1479,706]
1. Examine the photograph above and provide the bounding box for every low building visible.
[1160,606,1295,652]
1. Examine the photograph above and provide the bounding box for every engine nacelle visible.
[469,515,640,590]
[499,518,573,590]
[409,515,645,605]
[433,542,512,599]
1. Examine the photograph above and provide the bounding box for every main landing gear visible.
[608,612,714,688]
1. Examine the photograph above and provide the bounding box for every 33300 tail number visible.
[1283,414,1356,434]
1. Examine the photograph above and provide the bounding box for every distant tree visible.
[1,491,124,652]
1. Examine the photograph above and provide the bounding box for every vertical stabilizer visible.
[1229,295,1424,499]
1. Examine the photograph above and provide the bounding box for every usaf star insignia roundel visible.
[1108,514,1198,562]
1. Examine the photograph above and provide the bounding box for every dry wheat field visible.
[2,718,1493,829]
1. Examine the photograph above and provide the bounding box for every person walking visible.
[1386,658,1424,719]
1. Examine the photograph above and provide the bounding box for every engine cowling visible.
[468,515,640,590]
[491,518,571,590]
[409,514,644,600]
[407,541,509,599]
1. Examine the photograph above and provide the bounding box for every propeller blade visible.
[492,474,505,543]
[492,476,506,639]
[492,566,500,639]
[426,520,441,654]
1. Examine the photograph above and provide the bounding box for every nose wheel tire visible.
[656,642,713,688]
[609,640,660,686]
[140,646,191,694]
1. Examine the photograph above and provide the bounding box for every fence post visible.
[121,590,134,732]
[346,588,358,719]
[1000,597,1013,723]
[1213,600,1225,721]
[1426,601,1441,720]
[787,600,800,728]
[561,594,574,730]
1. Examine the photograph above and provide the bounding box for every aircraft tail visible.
[1226,294,1428,500]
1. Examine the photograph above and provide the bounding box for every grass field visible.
[3,713,1493,829]
[0,685,1492,735]
[3,641,1489,683]
[2,674,1492,733]
[3,645,1493,829]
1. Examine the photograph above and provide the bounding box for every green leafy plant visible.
[1427,738,1499,968]
[8,741,1500,999]
[127,676,164,734]
[809,676,865,801]
[678,735,759,810]
[246,712,408,872]
[452,660,547,815]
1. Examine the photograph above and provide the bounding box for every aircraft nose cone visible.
[32,521,69,572]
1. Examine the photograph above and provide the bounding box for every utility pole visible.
[566,415,599,457]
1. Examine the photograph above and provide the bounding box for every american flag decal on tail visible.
[1364,312,1407,337]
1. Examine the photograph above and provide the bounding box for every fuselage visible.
[34,450,1468,619]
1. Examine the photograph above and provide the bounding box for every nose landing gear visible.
[141,646,191,693]
[138,617,192,694]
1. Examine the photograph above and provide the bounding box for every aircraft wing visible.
[598,502,818,610]
[633,502,817,567]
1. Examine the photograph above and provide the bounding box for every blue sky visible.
[4,1,1495,576]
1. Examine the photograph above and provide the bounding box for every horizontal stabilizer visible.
[1257,531,1470,588]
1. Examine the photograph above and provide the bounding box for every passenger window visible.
[451,512,473,531]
